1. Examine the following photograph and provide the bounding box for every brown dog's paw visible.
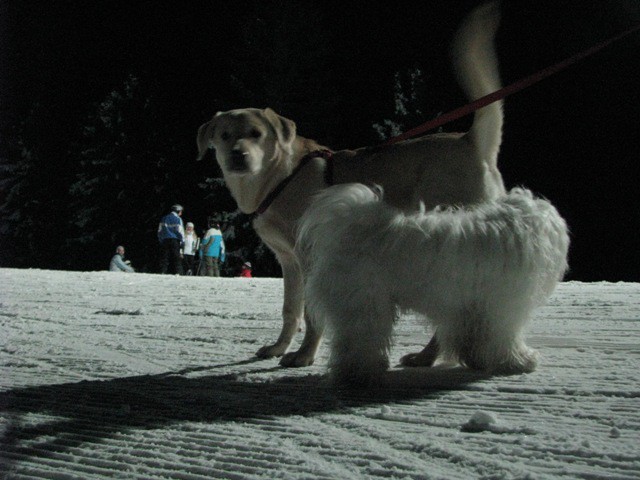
[279,351,315,368]
[400,335,439,367]
[255,343,288,359]
[400,348,438,368]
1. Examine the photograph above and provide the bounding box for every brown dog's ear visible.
[196,115,218,161]
[263,108,296,154]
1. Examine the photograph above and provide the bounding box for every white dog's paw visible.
[329,354,389,387]
[255,343,288,359]
[330,365,381,388]
[462,346,539,375]
[280,350,316,368]
[498,348,539,374]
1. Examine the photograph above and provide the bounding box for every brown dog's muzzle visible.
[229,149,249,172]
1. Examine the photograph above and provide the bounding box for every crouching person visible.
[109,246,135,272]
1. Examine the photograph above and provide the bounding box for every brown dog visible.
[196,2,505,367]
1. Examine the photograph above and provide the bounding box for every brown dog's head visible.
[196,108,297,176]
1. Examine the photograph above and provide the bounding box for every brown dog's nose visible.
[230,149,247,171]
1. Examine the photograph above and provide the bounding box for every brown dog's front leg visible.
[400,332,439,367]
[280,309,324,367]
[255,259,304,359]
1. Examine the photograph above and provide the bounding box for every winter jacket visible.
[157,212,185,244]
[183,232,200,256]
[238,266,252,278]
[109,254,135,272]
[201,227,226,261]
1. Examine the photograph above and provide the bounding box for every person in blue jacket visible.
[201,220,226,277]
[158,204,185,274]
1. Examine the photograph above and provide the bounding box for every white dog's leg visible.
[438,306,539,374]
[327,293,396,386]
[256,257,303,359]
[477,305,539,374]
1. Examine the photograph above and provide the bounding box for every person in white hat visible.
[182,222,200,275]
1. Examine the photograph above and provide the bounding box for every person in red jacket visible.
[238,261,252,278]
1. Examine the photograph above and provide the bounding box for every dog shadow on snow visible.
[0,358,490,467]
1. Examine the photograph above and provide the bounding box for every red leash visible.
[385,22,640,146]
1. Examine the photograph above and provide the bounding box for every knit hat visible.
[243,262,252,268]
[186,222,194,228]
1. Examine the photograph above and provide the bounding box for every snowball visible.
[2,345,18,354]
[469,411,498,426]
[462,410,502,432]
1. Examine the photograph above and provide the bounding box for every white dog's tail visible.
[451,1,503,180]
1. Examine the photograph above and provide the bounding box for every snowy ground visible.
[0,268,639,479]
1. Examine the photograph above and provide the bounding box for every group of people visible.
[157,204,228,276]
[109,204,252,277]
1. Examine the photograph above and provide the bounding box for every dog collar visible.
[255,149,333,216]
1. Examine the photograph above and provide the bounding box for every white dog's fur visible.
[297,184,570,385]
[196,2,506,367]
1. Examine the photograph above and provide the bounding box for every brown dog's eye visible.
[221,132,230,141]
[250,128,262,139]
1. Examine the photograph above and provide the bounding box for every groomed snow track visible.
[1,269,639,479]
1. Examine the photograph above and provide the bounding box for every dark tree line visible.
[2,0,640,280]
[0,1,444,276]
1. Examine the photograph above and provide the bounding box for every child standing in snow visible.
[182,222,200,275]
[201,220,226,277]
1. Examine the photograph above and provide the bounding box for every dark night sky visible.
[2,0,640,281]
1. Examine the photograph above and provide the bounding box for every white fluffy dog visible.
[297,184,570,385]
